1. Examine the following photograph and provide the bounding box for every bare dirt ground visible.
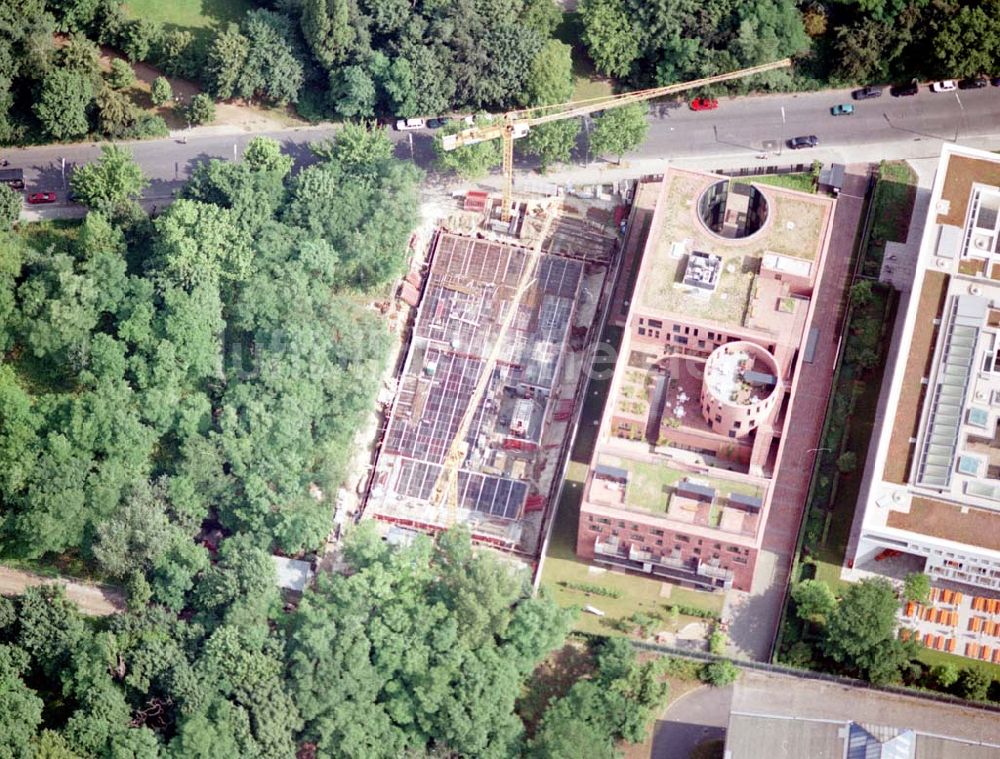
[95,42,306,132]
[0,566,124,616]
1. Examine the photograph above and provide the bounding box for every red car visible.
[690,97,719,111]
[27,192,57,204]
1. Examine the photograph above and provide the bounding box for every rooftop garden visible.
[638,171,832,326]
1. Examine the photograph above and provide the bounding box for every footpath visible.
[0,566,124,616]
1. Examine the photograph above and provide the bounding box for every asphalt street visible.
[8,82,1000,220]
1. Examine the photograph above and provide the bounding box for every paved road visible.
[0,566,124,616]
[8,83,1000,220]
[651,684,734,759]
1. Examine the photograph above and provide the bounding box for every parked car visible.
[788,135,819,150]
[890,79,919,97]
[851,85,882,100]
[959,77,988,90]
[27,192,56,204]
[830,103,855,116]
[992,76,1000,87]
[689,97,719,111]
[426,117,449,128]
[931,80,957,92]
[394,118,425,131]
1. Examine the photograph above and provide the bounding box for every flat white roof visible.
[272,556,313,592]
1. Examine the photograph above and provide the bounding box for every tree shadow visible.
[516,643,594,734]
[651,721,725,759]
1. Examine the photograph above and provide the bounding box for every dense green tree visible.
[958,666,992,701]
[283,149,420,287]
[119,18,159,62]
[94,86,140,137]
[153,28,196,78]
[834,21,891,83]
[242,136,293,176]
[902,572,931,604]
[300,0,360,69]
[589,103,649,163]
[287,525,571,758]
[930,663,959,689]
[0,366,39,500]
[49,0,102,33]
[16,250,99,361]
[580,0,641,77]
[521,120,581,172]
[91,479,182,578]
[153,199,251,288]
[187,93,215,126]
[0,644,44,757]
[0,185,19,231]
[316,122,394,171]
[700,659,740,686]
[791,579,837,623]
[241,9,305,105]
[330,64,377,118]
[529,706,615,759]
[205,24,249,100]
[526,40,573,107]
[15,586,87,677]
[823,578,909,684]
[107,58,135,89]
[151,536,211,612]
[523,0,563,36]
[375,55,419,118]
[34,69,94,140]
[69,144,148,216]
[60,33,102,83]
[150,76,172,106]
[434,120,502,179]
[932,2,1000,79]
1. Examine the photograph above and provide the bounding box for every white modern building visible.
[851,144,1000,593]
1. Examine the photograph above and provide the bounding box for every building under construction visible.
[364,226,610,555]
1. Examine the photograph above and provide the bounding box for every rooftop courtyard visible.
[591,452,764,537]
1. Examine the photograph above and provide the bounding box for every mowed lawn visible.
[914,646,1000,682]
[124,0,254,29]
[538,473,724,637]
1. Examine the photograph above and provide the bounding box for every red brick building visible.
[576,169,835,591]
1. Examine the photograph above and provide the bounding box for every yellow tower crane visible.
[430,58,793,528]
[441,58,793,221]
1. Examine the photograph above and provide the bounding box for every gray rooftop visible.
[725,715,995,759]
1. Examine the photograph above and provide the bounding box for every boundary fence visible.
[571,631,1000,716]
[768,166,878,662]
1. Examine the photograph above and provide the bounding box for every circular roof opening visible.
[697,179,769,239]
[703,341,780,408]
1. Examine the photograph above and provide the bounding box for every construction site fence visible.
[568,632,1000,716]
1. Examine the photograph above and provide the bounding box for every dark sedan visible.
[852,85,882,100]
[959,77,988,90]
[788,135,819,150]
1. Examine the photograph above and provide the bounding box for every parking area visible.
[900,587,1000,663]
